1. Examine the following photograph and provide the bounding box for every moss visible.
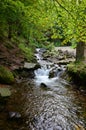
[0,65,14,84]
[67,62,86,86]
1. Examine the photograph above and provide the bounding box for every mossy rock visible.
[0,66,14,84]
[0,87,11,97]
[67,62,86,86]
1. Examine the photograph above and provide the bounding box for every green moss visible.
[0,66,14,84]
[67,62,86,86]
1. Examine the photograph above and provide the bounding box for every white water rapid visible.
[34,48,67,88]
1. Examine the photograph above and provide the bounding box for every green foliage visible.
[54,40,62,47]
[0,65,14,84]
[70,39,77,49]
[0,0,56,44]
[0,0,86,56]
[44,42,55,51]
[54,0,86,45]
[19,43,34,61]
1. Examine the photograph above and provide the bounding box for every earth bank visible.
[67,62,86,87]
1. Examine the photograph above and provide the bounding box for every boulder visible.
[56,58,75,65]
[49,70,56,78]
[0,87,11,97]
[40,83,48,88]
[39,48,46,53]
[24,62,40,70]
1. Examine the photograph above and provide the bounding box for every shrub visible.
[0,66,14,84]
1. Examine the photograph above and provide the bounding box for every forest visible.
[0,0,86,59]
[0,0,86,130]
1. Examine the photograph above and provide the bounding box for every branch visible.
[53,0,75,19]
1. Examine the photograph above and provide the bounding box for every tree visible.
[0,0,58,60]
[0,0,56,43]
[53,0,86,62]
[0,0,86,62]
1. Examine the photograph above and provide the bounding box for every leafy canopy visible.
[0,0,86,47]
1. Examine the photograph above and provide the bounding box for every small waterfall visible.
[34,48,66,87]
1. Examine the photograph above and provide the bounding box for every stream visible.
[0,48,86,130]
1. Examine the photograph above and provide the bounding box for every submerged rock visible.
[40,83,48,88]
[8,111,22,120]
[49,70,56,78]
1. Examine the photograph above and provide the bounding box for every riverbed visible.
[0,48,86,130]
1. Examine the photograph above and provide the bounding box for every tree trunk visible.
[84,44,86,63]
[76,42,85,62]
[8,24,12,39]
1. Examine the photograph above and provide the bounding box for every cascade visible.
[34,48,66,87]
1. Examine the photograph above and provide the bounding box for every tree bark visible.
[8,24,12,39]
[84,44,86,63]
[76,42,85,62]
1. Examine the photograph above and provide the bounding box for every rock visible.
[58,49,63,53]
[39,48,46,53]
[24,62,36,69]
[58,55,65,60]
[0,85,11,108]
[8,111,22,120]
[56,58,75,65]
[42,47,76,65]
[58,66,63,71]
[0,65,14,84]
[40,83,48,88]
[24,62,40,70]
[0,87,11,97]
[17,62,41,78]
[55,47,76,56]
[49,70,56,78]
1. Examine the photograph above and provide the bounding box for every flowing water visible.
[0,48,86,130]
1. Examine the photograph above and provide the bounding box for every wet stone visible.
[40,83,48,88]
[0,87,11,97]
[49,70,56,78]
[58,67,63,71]
[8,111,22,120]
[24,62,37,70]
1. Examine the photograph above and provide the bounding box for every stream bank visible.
[67,62,86,87]
[0,48,86,130]
[0,47,86,130]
